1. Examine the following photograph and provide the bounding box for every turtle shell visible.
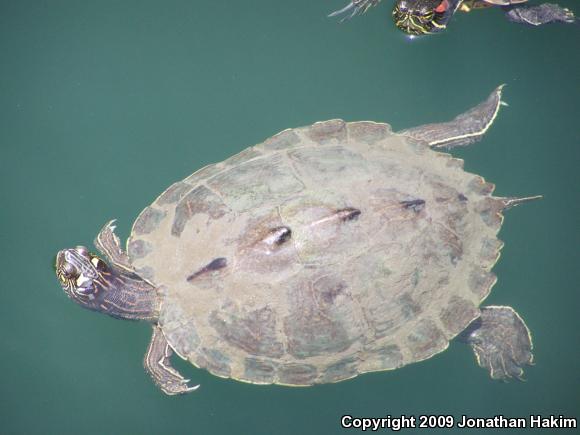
[127,120,505,385]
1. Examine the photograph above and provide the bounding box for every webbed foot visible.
[144,325,199,395]
[505,3,576,26]
[460,306,534,380]
[399,85,505,149]
[328,0,380,22]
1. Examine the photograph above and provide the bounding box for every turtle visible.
[329,0,576,35]
[55,85,540,395]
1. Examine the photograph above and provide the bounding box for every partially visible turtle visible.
[330,0,576,35]
[55,86,539,395]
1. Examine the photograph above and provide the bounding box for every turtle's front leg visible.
[144,325,200,395]
[504,3,576,26]
[459,306,534,380]
[94,220,133,270]
[328,0,381,21]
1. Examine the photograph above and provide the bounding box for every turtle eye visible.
[90,256,107,272]
[62,262,77,278]
[75,246,89,256]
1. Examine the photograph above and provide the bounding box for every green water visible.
[1,1,579,434]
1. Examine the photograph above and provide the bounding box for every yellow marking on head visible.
[430,19,446,29]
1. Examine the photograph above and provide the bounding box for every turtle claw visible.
[328,0,380,22]
[163,379,200,396]
[94,219,133,269]
[159,375,200,396]
[185,383,201,393]
[328,2,355,17]
[460,306,534,381]
[505,4,577,26]
[145,325,200,395]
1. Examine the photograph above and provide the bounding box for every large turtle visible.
[330,0,576,35]
[55,86,539,395]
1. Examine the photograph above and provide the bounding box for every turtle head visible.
[55,245,159,321]
[55,246,110,312]
[392,0,450,35]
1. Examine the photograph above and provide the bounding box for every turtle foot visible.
[144,325,200,395]
[328,0,380,22]
[94,220,132,269]
[505,4,576,26]
[399,85,505,149]
[459,306,534,380]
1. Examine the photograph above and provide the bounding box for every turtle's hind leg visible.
[459,306,534,380]
[144,325,200,395]
[504,4,576,26]
[399,85,505,149]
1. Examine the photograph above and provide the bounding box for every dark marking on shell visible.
[439,296,479,337]
[263,226,292,246]
[373,344,404,370]
[244,358,277,384]
[284,276,355,359]
[480,237,503,263]
[318,280,346,304]
[321,356,359,383]
[436,225,463,265]
[277,363,318,385]
[368,308,397,339]
[127,239,153,260]
[171,185,229,237]
[236,211,300,275]
[424,176,461,204]
[468,268,497,299]
[458,193,468,202]
[475,197,503,228]
[406,319,447,360]
[400,199,425,212]
[467,177,495,195]
[398,293,422,320]
[132,207,167,235]
[336,207,361,222]
[366,291,422,340]
[305,119,346,144]
[187,257,227,282]
[209,305,284,358]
